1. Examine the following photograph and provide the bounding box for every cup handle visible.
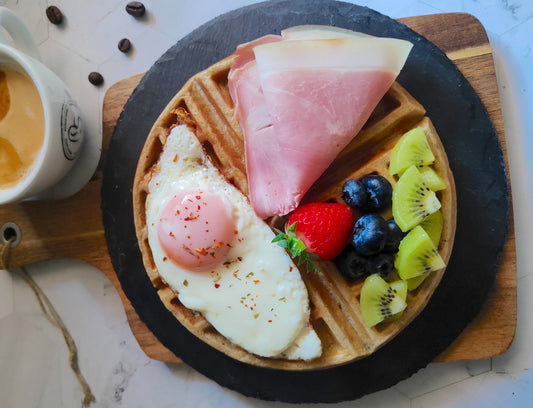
[0,7,41,62]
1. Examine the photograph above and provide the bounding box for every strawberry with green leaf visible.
[273,202,354,270]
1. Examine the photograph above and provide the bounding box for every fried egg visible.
[146,123,321,359]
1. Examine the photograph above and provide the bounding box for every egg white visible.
[146,124,321,359]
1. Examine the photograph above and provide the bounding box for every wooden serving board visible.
[0,13,516,364]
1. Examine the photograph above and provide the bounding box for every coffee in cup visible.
[0,7,84,204]
[0,68,45,189]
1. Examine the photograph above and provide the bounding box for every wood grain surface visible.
[0,13,516,364]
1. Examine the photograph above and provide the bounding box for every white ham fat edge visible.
[281,24,372,40]
[253,37,413,75]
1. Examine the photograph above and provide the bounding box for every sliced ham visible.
[228,35,289,217]
[229,60,296,217]
[230,34,282,71]
[228,34,282,109]
[228,27,412,219]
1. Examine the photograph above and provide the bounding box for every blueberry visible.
[367,253,395,278]
[361,175,392,210]
[383,219,406,253]
[342,179,369,209]
[334,246,371,281]
[352,214,389,256]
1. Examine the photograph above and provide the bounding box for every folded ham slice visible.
[228,36,287,217]
[227,35,282,116]
[228,27,412,219]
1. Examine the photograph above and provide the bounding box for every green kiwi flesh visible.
[390,280,408,300]
[419,166,447,191]
[405,212,444,289]
[406,272,430,291]
[360,274,407,327]
[388,127,435,175]
[386,280,409,320]
[419,210,444,246]
[395,226,445,280]
[392,165,441,232]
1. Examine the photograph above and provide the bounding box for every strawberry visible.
[273,202,354,270]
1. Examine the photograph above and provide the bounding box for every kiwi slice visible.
[392,165,441,232]
[419,166,447,191]
[390,279,408,300]
[388,269,427,291]
[419,210,443,246]
[360,274,407,327]
[389,127,435,176]
[407,211,444,289]
[406,272,430,291]
[387,279,408,319]
[395,226,445,280]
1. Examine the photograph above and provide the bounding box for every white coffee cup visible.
[0,7,83,205]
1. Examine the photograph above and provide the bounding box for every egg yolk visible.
[157,189,235,271]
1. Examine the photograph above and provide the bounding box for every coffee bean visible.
[125,1,145,17]
[118,38,131,53]
[46,5,63,25]
[88,72,104,86]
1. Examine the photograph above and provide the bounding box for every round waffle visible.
[133,55,456,370]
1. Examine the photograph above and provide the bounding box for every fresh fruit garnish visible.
[419,210,443,246]
[335,127,448,325]
[360,274,407,327]
[392,165,441,232]
[342,175,392,211]
[382,219,406,253]
[336,247,395,282]
[419,166,447,191]
[366,252,395,279]
[273,202,354,269]
[334,246,371,281]
[389,127,435,176]
[387,279,408,319]
[361,175,393,210]
[390,279,408,301]
[395,225,445,280]
[351,214,389,256]
[406,272,430,291]
[342,179,369,209]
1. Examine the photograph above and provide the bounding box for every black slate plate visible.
[102,0,510,403]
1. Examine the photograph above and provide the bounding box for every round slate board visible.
[102,0,510,402]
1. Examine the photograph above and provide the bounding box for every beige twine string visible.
[1,236,95,407]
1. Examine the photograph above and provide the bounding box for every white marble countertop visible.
[0,1,531,407]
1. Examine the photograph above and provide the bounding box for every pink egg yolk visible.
[157,189,236,271]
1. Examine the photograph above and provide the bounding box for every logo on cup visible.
[61,101,82,161]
